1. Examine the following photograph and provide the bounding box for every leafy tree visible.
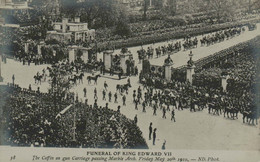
[114,20,131,37]
[143,0,149,20]
[204,0,235,22]
[60,0,129,29]
[163,0,177,16]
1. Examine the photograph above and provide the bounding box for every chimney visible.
[62,18,68,33]
[75,17,80,23]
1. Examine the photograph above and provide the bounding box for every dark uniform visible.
[135,99,138,110]
[134,115,137,124]
[190,99,196,112]
[102,89,106,100]
[171,109,176,122]
[108,91,112,102]
[104,81,108,91]
[83,88,87,97]
[114,93,118,103]
[149,123,152,140]
[153,128,157,145]
[142,102,146,112]
[117,106,120,113]
[153,104,157,116]
[122,95,126,106]
[162,107,166,119]
[94,88,98,99]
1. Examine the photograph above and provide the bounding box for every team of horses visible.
[200,27,243,46]
[207,102,257,125]
[137,42,182,62]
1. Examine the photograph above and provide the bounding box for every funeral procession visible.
[0,0,260,152]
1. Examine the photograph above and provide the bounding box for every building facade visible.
[0,0,31,27]
[46,18,95,44]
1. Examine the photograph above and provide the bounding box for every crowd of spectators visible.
[0,84,147,148]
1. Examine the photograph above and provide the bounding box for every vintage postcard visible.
[0,0,259,162]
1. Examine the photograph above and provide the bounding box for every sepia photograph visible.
[0,0,259,161]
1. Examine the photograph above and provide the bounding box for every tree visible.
[143,0,149,20]
[205,0,235,22]
[114,20,131,37]
[159,0,177,16]
[60,0,129,29]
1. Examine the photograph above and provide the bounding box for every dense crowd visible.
[0,84,147,148]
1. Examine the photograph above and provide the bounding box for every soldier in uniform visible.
[171,109,176,122]
[114,92,118,103]
[190,98,196,112]
[153,128,157,145]
[149,122,152,140]
[162,106,166,119]
[12,74,15,85]
[142,101,146,112]
[153,104,157,116]
[108,91,112,102]
[122,95,126,106]
[102,89,106,101]
[104,81,108,91]
[134,115,137,124]
[83,87,87,97]
[94,88,98,99]
[117,106,121,113]
[135,99,138,110]
[133,90,136,102]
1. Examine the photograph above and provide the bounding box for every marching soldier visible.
[12,74,15,85]
[149,122,152,140]
[104,81,108,91]
[190,98,196,112]
[133,90,136,102]
[134,115,137,124]
[162,106,166,119]
[171,109,176,122]
[117,106,121,113]
[83,87,87,97]
[153,128,157,145]
[134,99,138,110]
[122,95,126,106]
[108,91,112,102]
[114,92,118,103]
[153,104,157,116]
[142,101,146,112]
[94,88,98,99]
[102,89,106,100]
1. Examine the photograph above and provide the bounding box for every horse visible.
[224,107,239,119]
[87,74,100,84]
[208,103,221,115]
[116,83,131,94]
[194,99,204,111]
[69,75,78,85]
[34,74,43,85]
[242,111,258,125]
[77,73,84,84]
